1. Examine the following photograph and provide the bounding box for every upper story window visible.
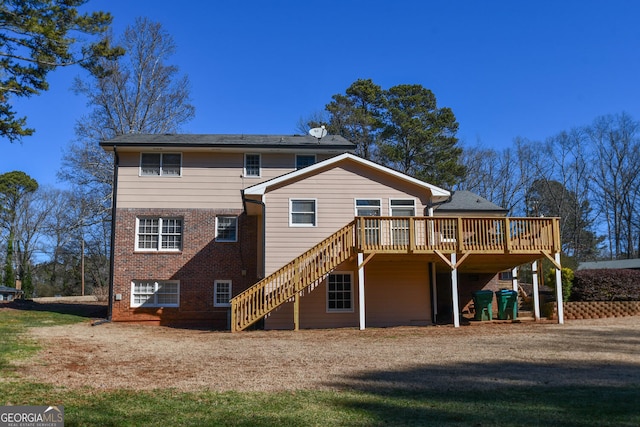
[390,199,416,216]
[290,199,316,227]
[244,154,261,177]
[136,217,182,251]
[216,216,238,242]
[355,199,381,216]
[140,153,181,176]
[296,154,316,169]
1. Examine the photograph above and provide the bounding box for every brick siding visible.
[111,208,258,328]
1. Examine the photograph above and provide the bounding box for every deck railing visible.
[356,216,560,254]
[230,221,356,332]
[230,216,559,331]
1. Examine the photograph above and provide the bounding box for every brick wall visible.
[111,208,258,327]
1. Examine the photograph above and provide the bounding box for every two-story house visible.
[101,134,565,330]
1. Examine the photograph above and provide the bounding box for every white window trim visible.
[389,198,417,216]
[244,153,261,178]
[326,272,354,313]
[139,152,182,177]
[289,198,317,227]
[214,280,232,307]
[215,216,238,242]
[135,217,183,252]
[130,280,180,308]
[295,154,316,169]
[355,198,382,216]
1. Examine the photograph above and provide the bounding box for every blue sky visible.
[2,0,640,188]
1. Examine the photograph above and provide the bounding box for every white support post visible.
[511,267,519,292]
[532,261,541,321]
[358,252,366,330]
[451,253,460,328]
[555,253,564,324]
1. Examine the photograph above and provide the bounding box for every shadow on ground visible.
[4,299,107,319]
[326,360,640,426]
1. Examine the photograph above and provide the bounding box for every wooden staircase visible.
[230,221,356,332]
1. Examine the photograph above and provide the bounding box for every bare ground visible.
[8,306,640,393]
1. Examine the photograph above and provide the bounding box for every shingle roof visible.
[100,134,356,150]
[0,286,21,293]
[435,190,508,213]
[577,259,640,270]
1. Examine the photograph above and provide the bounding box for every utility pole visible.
[81,238,85,296]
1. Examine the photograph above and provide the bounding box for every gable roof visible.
[99,134,355,151]
[435,190,507,214]
[243,153,451,201]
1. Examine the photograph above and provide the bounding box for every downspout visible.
[107,146,119,322]
[242,191,266,279]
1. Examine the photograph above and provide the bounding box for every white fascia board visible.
[243,153,451,200]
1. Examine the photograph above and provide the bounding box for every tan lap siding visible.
[364,259,432,327]
[264,259,360,329]
[116,152,294,209]
[264,258,431,329]
[264,162,432,276]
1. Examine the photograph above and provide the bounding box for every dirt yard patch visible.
[13,310,640,393]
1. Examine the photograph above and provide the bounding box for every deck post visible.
[430,262,438,324]
[293,292,300,331]
[451,253,460,328]
[555,252,564,324]
[358,252,366,330]
[532,260,541,321]
[511,267,519,292]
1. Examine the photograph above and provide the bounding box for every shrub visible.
[571,269,640,301]
[545,267,574,302]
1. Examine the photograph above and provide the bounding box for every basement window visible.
[131,280,179,308]
[327,272,353,312]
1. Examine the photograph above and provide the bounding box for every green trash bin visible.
[495,290,518,320]
[472,290,494,321]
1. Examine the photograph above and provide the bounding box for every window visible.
[355,199,381,216]
[140,153,181,176]
[216,216,238,242]
[131,280,179,307]
[390,199,416,216]
[290,199,316,226]
[327,273,353,312]
[390,199,416,245]
[244,153,261,177]
[296,154,316,169]
[356,199,381,245]
[439,219,457,243]
[214,280,232,307]
[136,217,182,251]
[499,271,514,281]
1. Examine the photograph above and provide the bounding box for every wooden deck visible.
[230,216,561,331]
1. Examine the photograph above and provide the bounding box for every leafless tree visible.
[586,113,640,258]
[57,18,195,289]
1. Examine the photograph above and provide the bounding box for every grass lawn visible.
[1,307,639,426]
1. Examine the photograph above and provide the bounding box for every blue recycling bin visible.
[472,290,494,321]
[495,289,518,320]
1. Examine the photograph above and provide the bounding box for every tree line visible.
[2,2,639,297]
